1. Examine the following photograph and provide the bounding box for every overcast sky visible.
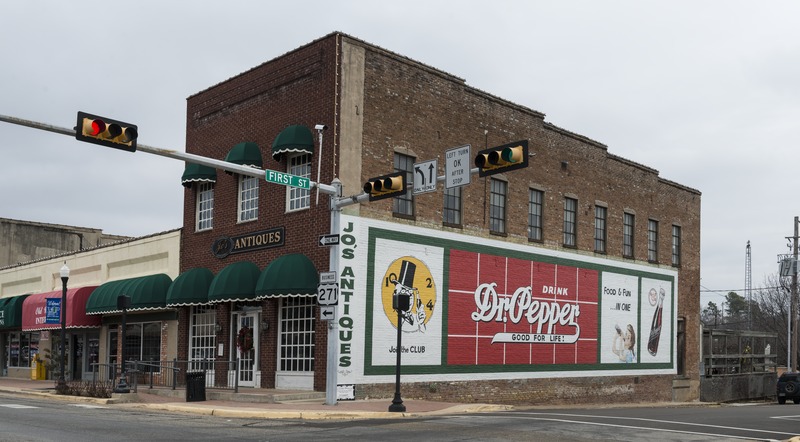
[2,1,798,307]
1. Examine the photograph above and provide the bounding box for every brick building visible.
[177,32,700,404]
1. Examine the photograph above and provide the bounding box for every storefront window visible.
[189,306,217,371]
[279,297,315,372]
[142,323,160,362]
[121,321,162,363]
[5,332,39,368]
[87,335,99,373]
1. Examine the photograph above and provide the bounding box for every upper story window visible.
[443,185,462,226]
[238,174,259,222]
[648,219,659,263]
[196,182,214,232]
[489,178,507,234]
[594,205,607,253]
[528,189,543,242]
[672,225,682,266]
[623,212,635,258]
[563,197,577,247]
[393,153,414,218]
[287,153,311,212]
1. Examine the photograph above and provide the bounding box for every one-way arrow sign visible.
[318,234,340,247]
[320,305,336,321]
[413,159,437,194]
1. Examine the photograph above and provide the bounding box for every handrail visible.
[87,359,241,391]
[132,360,181,390]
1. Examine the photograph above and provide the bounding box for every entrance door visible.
[71,334,84,381]
[85,333,99,381]
[275,297,315,390]
[235,312,259,388]
[108,329,118,381]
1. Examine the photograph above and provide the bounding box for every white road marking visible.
[0,404,39,409]
[507,411,798,437]
[449,412,794,441]
[68,404,108,409]
[772,414,800,421]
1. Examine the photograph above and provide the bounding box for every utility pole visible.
[745,241,752,330]
[792,217,799,372]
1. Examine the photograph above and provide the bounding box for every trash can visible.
[186,371,206,402]
[30,354,45,380]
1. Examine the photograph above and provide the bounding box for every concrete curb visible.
[122,402,513,420]
[0,386,115,405]
[0,384,511,420]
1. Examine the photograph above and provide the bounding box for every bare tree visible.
[750,273,791,367]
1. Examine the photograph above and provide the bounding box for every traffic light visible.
[363,171,406,201]
[75,111,138,152]
[393,291,411,311]
[474,140,528,177]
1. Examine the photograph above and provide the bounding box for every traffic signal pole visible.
[2,114,525,407]
[1,114,347,401]
[0,114,338,196]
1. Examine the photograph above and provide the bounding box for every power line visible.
[700,286,782,294]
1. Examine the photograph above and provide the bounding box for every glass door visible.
[235,312,258,387]
[276,297,315,390]
[71,334,84,380]
[85,332,99,380]
[108,329,118,381]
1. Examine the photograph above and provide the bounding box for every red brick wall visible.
[356,375,674,405]
[353,37,700,400]
[181,32,701,402]
[181,35,340,390]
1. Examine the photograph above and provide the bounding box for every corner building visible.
[179,32,700,404]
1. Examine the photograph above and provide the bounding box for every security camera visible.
[315,124,328,130]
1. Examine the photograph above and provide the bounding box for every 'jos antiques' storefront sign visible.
[212,227,284,258]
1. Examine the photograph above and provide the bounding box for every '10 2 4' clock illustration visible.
[380,256,436,333]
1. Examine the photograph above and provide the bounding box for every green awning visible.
[255,254,319,298]
[224,142,263,168]
[181,162,217,188]
[0,294,29,330]
[271,125,314,161]
[208,261,261,303]
[166,268,214,307]
[86,274,173,315]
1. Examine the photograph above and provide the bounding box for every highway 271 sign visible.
[317,271,338,306]
[317,283,338,305]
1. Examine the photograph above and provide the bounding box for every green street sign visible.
[265,169,310,189]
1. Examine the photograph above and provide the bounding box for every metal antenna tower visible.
[746,241,752,329]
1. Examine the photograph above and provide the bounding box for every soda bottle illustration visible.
[647,288,665,356]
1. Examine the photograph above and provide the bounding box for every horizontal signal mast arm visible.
[0,114,337,195]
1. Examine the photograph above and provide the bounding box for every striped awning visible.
[22,287,101,331]
[271,125,313,161]
[86,274,172,315]
[208,261,261,303]
[225,142,263,168]
[166,268,214,307]
[255,254,318,298]
[181,162,217,187]
[0,294,29,330]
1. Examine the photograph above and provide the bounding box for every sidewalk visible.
[0,377,511,420]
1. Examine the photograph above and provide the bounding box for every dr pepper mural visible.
[336,215,676,385]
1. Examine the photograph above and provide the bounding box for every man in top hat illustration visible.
[391,259,426,332]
